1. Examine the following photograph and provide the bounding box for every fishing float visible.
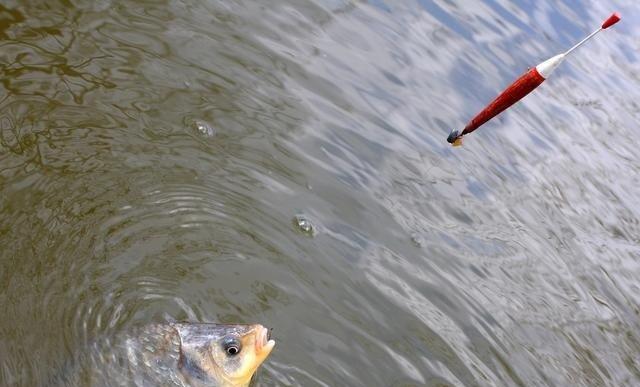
[447,12,621,146]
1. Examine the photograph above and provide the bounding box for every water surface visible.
[1,0,640,386]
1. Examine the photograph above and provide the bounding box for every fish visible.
[51,322,275,387]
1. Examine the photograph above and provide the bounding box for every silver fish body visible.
[51,323,275,387]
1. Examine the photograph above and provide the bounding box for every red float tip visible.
[601,12,621,29]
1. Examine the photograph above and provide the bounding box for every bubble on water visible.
[410,233,423,248]
[190,119,215,137]
[293,214,315,236]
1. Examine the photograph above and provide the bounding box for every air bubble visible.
[293,214,315,236]
[191,119,215,137]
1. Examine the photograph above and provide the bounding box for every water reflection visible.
[1,0,640,386]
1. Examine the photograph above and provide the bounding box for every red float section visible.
[448,11,622,146]
[460,68,545,137]
[602,12,621,29]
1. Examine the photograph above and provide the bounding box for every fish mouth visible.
[254,325,275,356]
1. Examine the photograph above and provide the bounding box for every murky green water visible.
[1,0,639,386]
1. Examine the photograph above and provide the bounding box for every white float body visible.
[535,54,566,79]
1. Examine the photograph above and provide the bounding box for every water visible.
[1,0,639,386]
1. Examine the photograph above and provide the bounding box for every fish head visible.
[174,323,275,387]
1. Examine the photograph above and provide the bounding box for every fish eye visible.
[222,337,242,356]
